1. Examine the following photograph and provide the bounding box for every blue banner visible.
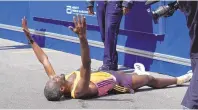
[0,1,191,76]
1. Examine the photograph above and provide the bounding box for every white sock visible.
[177,70,193,85]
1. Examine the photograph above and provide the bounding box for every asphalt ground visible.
[0,38,189,109]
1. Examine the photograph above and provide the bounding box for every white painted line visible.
[0,23,191,66]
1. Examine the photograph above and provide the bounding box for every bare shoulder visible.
[73,81,98,99]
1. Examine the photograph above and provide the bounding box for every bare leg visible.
[131,74,177,90]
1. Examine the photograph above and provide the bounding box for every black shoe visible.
[111,66,118,71]
[98,65,111,71]
[98,65,118,71]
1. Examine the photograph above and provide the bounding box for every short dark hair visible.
[44,80,63,101]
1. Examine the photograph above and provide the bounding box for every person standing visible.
[177,1,198,109]
[87,0,134,71]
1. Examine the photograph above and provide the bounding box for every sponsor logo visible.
[66,5,96,17]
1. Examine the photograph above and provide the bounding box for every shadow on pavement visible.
[0,45,30,50]
[136,84,189,93]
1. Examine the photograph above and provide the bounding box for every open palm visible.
[21,16,31,38]
[69,15,87,39]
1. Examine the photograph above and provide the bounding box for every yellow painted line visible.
[12,50,57,54]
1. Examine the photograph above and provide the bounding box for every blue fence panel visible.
[0,1,191,76]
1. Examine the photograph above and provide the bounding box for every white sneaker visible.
[177,70,193,85]
[134,63,150,75]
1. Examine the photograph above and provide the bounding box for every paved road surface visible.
[0,38,189,109]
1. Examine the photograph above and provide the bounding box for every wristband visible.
[28,39,34,44]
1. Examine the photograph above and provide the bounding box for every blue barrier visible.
[0,1,191,76]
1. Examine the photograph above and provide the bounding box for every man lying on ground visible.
[21,15,192,101]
